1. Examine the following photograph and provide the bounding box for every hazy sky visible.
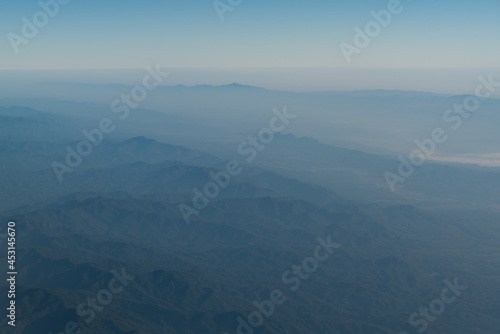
[1,0,499,70]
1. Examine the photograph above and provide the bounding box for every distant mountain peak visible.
[123,136,157,144]
[219,83,255,88]
[169,83,266,90]
[128,135,151,141]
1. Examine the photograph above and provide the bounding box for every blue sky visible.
[1,0,499,70]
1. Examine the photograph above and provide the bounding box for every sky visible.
[0,0,499,91]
